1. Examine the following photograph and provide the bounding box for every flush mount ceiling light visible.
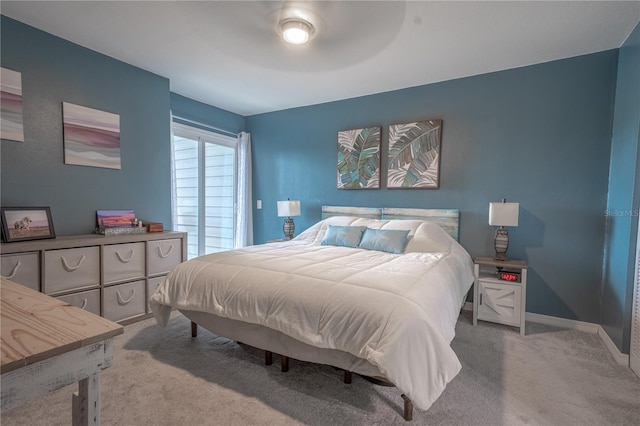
[280,17,315,45]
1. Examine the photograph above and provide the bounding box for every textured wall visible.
[1,16,171,235]
[247,51,619,325]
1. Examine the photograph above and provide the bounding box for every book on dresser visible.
[0,231,186,324]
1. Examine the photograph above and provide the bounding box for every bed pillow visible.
[321,225,367,248]
[404,222,453,253]
[358,228,410,254]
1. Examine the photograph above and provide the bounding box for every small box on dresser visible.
[0,231,186,325]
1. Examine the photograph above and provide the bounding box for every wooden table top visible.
[1,278,123,374]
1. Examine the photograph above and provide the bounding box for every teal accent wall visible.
[602,22,640,354]
[1,16,172,234]
[247,50,619,326]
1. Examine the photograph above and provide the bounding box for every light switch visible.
[257,200,262,209]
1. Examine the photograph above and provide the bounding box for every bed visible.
[151,206,474,420]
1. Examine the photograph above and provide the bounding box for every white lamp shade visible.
[277,200,301,217]
[489,202,519,227]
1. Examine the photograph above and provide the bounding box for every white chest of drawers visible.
[0,231,186,324]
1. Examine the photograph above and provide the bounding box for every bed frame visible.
[186,206,461,421]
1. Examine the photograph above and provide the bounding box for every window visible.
[172,122,236,259]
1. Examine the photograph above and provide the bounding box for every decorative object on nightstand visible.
[473,257,528,336]
[489,199,519,261]
[277,198,301,240]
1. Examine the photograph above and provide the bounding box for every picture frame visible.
[63,102,121,169]
[96,210,136,228]
[1,207,55,243]
[387,119,442,189]
[337,126,381,189]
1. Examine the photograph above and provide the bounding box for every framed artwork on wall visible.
[63,102,121,169]
[387,119,442,189]
[0,67,25,142]
[337,126,381,189]
[1,207,55,243]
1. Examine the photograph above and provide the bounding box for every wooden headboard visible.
[321,206,460,241]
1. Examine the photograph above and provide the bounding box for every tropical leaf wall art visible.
[337,126,381,189]
[387,119,442,188]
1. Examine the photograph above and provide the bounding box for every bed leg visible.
[344,370,352,384]
[281,355,289,372]
[191,321,198,337]
[265,351,273,365]
[401,394,413,421]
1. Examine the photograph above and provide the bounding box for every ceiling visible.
[2,1,639,116]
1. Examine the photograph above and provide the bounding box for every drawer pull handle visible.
[116,289,136,305]
[80,298,88,310]
[61,255,85,272]
[1,261,21,279]
[116,250,134,263]
[479,293,483,306]
[157,245,174,259]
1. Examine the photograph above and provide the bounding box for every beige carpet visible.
[2,311,639,425]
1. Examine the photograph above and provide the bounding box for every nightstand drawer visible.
[477,279,522,326]
[1,252,39,291]
[147,239,182,276]
[44,247,100,294]
[103,242,145,284]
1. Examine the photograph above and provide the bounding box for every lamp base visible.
[494,227,509,261]
[283,218,295,240]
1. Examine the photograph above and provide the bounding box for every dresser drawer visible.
[147,239,182,276]
[56,288,100,316]
[103,280,146,322]
[147,275,166,312]
[1,252,39,291]
[44,247,100,294]
[103,242,145,284]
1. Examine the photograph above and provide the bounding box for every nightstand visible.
[473,257,527,336]
[267,238,288,243]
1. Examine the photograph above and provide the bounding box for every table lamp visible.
[277,199,301,240]
[489,199,519,261]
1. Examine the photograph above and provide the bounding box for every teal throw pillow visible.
[321,225,367,248]
[359,228,410,254]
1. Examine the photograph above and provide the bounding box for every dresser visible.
[0,231,186,324]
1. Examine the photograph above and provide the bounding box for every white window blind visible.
[172,122,236,259]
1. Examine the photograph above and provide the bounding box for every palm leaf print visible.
[337,126,381,189]
[387,120,442,188]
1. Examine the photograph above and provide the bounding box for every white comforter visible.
[151,217,474,410]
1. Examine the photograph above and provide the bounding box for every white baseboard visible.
[525,312,599,333]
[597,326,630,366]
[463,304,629,365]
[524,313,628,366]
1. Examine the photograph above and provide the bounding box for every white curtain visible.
[235,132,253,247]
[169,111,179,231]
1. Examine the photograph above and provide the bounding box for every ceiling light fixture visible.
[280,18,314,45]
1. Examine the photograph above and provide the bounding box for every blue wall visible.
[170,92,245,134]
[1,16,172,234]
[247,51,619,326]
[602,22,640,353]
[2,14,635,352]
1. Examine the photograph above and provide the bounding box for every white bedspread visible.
[151,218,474,410]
